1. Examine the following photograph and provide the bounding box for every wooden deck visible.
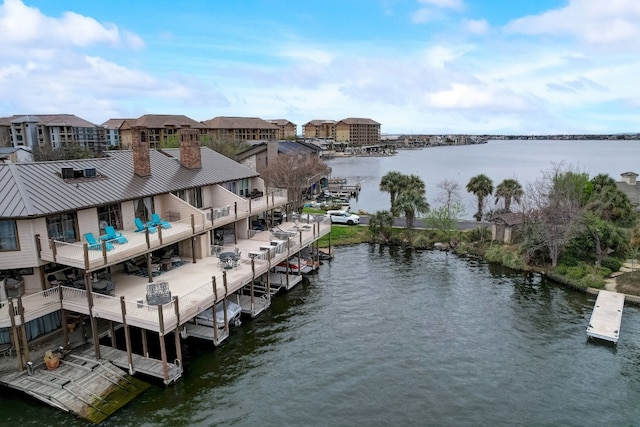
[587,290,625,344]
[0,347,149,424]
[180,323,230,346]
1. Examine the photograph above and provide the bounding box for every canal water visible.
[2,245,640,426]
[326,139,640,218]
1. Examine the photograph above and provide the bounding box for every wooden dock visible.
[0,348,149,424]
[587,290,625,344]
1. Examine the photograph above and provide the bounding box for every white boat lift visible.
[586,290,625,344]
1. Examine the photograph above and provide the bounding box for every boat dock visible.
[587,290,625,344]
[0,347,149,424]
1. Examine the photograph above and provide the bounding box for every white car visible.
[326,210,360,225]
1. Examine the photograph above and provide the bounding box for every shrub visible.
[565,266,586,280]
[601,257,623,272]
[579,274,606,289]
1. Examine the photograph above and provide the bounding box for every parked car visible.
[326,210,360,225]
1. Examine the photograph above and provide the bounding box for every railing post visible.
[158,224,163,245]
[83,243,90,271]
[210,208,214,227]
[191,214,195,234]
[212,276,219,340]
[157,305,169,384]
[120,296,135,374]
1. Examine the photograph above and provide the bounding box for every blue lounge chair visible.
[135,217,157,233]
[103,225,128,244]
[85,232,114,251]
[150,213,171,229]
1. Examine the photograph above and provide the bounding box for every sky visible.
[1,0,639,135]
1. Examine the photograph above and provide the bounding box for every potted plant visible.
[44,350,60,370]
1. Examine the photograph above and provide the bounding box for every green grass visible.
[318,225,371,246]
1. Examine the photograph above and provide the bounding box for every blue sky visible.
[1,0,639,135]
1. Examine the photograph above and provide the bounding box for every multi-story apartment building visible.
[0,128,330,389]
[335,118,381,147]
[203,117,278,142]
[302,120,337,140]
[118,114,207,149]
[266,119,297,140]
[101,118,127,148]
[0,114,105,152]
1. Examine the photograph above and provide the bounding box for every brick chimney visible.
[132,126,151,177]
[179,128,202,169]
[267,140,279,163]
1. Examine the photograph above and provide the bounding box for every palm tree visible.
[495,179,523,212]
[392,188,430,229]
[466,174,494,221]
[379,171,405,209]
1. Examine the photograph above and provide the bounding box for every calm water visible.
[326,139,640,219]
[3,140,640,426]
[2,246,640,426]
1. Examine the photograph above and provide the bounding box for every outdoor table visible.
[0,343,13,358]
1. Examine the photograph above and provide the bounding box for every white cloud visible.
[504,0,640,51]
[0,0,144,49]
[417,0,464,10]
[462,18,489,35]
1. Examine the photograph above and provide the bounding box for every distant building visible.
[202,117,278,142]
[302,120,337,140]
[616,171,640,209]
[266,119,297,140]
[101,118,129,148]
[118,114,207,149]
[0,114,105,152]
[335,118,381,147]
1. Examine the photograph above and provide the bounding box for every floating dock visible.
[586,290,625,344]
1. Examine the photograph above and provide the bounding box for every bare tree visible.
[259,153,330,212]
[201,135,250,159]
[524,163,588,267]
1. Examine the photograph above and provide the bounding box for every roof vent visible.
[61,168,74,179]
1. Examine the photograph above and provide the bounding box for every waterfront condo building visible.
[0,126,331,388]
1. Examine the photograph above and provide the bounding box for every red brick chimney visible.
[179,128,202,169]
[132,126,151,177]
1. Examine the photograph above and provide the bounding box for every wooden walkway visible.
[0,348,149,424]
[98,345,182,385]
[587,290,625,344]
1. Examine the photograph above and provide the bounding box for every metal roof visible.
[0,147,259,218]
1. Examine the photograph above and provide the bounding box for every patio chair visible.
[102,225,128,244]
[85,232,114,251]
[47,274,60,286]
[150,213,171,229]
[124,260,144,276]
[134,217,157,233]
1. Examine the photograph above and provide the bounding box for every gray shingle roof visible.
[0,147,259,218]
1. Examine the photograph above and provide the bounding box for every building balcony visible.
[1,217,331,336]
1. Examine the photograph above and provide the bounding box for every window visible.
[97,204,123,230]
[134,197,155,222]
[238,179,249,197]
[0,220,19,251]
[46,213,77,242]
[172,190,186,201]
[188,188,203,208]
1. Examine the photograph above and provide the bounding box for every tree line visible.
[370,165,640,274]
